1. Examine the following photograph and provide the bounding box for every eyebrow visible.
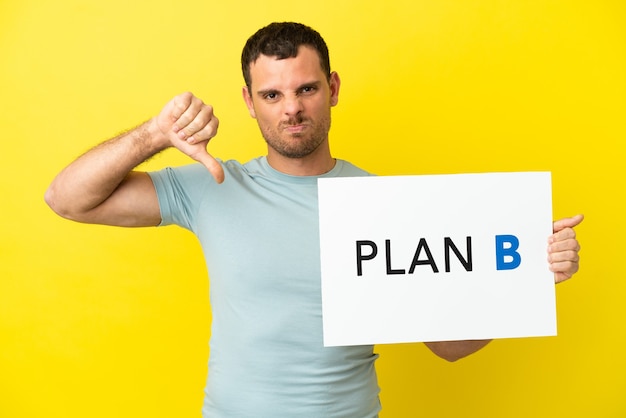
[256,88,279,98]
[256,80,322,97]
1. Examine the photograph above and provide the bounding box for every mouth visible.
[281,116,310,133]
[283,124,308,134]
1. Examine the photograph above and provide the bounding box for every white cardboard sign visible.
[318,172,555,347]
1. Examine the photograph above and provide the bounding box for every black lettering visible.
[444,236,473,272]
[385,239,406,275]
[356,240,377,276]
[408,238,439,273]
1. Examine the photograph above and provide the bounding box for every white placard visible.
[318,172,555,346]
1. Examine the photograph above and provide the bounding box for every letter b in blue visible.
[495,235,521,270]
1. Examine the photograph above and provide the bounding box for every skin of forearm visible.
[424,339,492,362]
[45,119,167,218]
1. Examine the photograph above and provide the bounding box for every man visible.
[45,22,583,417]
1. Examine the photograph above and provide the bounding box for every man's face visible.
[242,46,340,160]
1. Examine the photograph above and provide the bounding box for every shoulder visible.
[334,159,374,177]
[150,160,250,185]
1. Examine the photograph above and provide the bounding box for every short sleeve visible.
[148,164,215,232]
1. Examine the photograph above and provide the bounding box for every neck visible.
[266,142,336,176]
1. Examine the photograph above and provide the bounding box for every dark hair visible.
[241,22,331,89]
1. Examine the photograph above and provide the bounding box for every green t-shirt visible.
[149,157,380,418]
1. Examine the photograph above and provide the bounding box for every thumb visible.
[193,148,225,184]
[552,214,584,233]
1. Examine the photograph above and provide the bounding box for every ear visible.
[329,72,341,107]
[242,86,256,118]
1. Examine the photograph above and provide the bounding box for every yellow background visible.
[1,0,624,417]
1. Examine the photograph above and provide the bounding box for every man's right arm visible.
[44,92,223,227]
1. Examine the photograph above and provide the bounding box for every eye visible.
[262,91,280,102]
[300,85,317,94]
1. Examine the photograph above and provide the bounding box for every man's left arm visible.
[425,214,585,362]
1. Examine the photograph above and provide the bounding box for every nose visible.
[283,95,304,116]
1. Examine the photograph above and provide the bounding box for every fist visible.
[156,92,224,183]
[549,214,584,283]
